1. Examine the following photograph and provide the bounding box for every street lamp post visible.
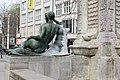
[7,14,10,49]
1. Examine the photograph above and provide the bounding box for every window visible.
[63,19,72,33]
[56,4,62,16]
[45,6,50,13]
[28,12,33,22]
[35,9,41,21]
[21,1,26,10]
[35,0,41,6]
[28,26,33,36]
[64,1,70,14]
[21,27,26,37]
[35,24,41,35]
[44,0,50,3]
[23,33,26,37]
[21,14,26,24]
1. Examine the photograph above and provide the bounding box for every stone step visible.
[10,69,56,80]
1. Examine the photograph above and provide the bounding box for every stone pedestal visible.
[90,56,120,80]
[10,56,72,80]
[10,55,91,80]
[71,56,90,80]
[70,0,99,56]
[0,55,10,80]
[70,0,120,80]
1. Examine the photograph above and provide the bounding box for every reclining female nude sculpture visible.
[9,11,64,55]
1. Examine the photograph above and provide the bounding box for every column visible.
[73,0,88,45]
[26,0,28,37]
[41,0,44,24]
[0,56,10,80]
[90,0,120,80]
[33,0,35,35]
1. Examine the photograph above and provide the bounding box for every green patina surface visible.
[9,11,63,55]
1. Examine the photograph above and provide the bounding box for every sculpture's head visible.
[48,11,55,20]
[45,13,49,22]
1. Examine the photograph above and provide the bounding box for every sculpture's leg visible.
[34,47,45,53]
[15,48,37,55]
[23,39,39,50]
[8,48,29,55]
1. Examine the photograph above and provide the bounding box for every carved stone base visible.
[115,47,120,55]
[71,55,90,80]
[0,55,10,80]
[90,56,120,80]
[70,46,98,56]
[70,39,98,56]
[115,43,120,55]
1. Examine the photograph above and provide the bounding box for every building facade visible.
[20,0,77,46]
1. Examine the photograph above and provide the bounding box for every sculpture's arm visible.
[53,19,62,25]
[27,26,46,40]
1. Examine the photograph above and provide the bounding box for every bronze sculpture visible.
[9,11,63,55]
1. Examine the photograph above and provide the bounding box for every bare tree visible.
[0,2,20,49]
[0,2,7,48]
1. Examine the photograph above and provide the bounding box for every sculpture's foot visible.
[8,48,39,56]
[7,49,24,55]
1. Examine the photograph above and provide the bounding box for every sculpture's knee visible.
[24,39,39,50]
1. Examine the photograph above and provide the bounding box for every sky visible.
[0,0,20,33]
[0,0,20,6]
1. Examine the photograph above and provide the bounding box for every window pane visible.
[28,12,33,22]
[44,0,50,3]
[56,4,62,16]
[35,24,41,35]
[35,0,41,6]
[35,9,41,21]
[21,14,26,24]
[63,19,72,33]
[45,6,50,13]
[28,26,33,36]
[64,1,70,13]
[21,1,26,10]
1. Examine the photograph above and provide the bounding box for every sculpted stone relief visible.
[77,0,83,33]
[83,0,115,41]
[99,0,107,32]
[99,0,114,32]
[82,0,98,41]
[116,0,120,39]
[108,0,114,32]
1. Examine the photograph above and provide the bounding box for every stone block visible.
[0,55,10,80]
[71,55,90,80]
[29,56,72,80]
[10,56,72,80]
[70,46,98,56]
[10,56,29,70]
[115,47,120,55]
[0,72,6,80]
[10,62,28,70]
[9,77,15,80]
[50,56,72,80]
[90,56,120,80]
[0,63,5,72]
[114,57,120,79]
[10,69,56,80]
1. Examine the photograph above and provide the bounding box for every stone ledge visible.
[70,45,98,56]
[10,69,56,80]
[115,46,120,55]
[10,55,72,80]
[0,55,10,80]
